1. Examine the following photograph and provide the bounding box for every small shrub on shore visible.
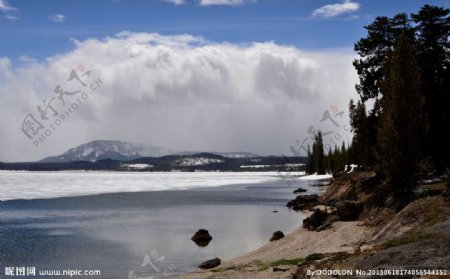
[252,260,269,271]
[270,258,304,267]
[305,253,324,261]
[378,230,433,249]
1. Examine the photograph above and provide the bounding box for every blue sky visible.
[1,0,448,62]
[0,0,449,161]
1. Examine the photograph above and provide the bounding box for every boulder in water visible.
[198,257,221,269]
[270,231,285,241]
[191,229,212,247]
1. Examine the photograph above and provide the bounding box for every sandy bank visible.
[178,215,374,278]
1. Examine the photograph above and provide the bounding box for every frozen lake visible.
[0,171,289,201]
[0,171,326,278]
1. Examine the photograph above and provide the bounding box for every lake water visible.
[0,171,326,278]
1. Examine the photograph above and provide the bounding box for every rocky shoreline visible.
[176,172,450,279]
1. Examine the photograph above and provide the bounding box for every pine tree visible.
[349,99,372,166]
[353,14,414,106]
[412,5,450,172]
[377,33,424,195]
[328,147,334,173]
[307,132,326,174]
[341,141,347,170]
[307,145,314,174]
[313,131,325,175]
[333,145,339,173]
[352,14,414,167]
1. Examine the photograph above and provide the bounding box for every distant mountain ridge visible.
[2,141,306,171]
[39,140,178,163]
[39,140,259,163]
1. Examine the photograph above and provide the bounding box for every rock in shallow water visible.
[191,229,212,247]
[293,187,307,194]
[198,257,221,269]
[270,231,285,241]
[286,194,319,211]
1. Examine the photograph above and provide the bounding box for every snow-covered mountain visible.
[39,140,259,163]
[40,140,179,163]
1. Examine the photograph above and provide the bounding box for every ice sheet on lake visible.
[0,171,285,201]
[298,173,333,180]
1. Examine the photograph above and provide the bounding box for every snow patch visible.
[174,157,223,166]
[82,147,94,157]
[122,164,153,169]
[240,165,271,168]
[299,173,333,180]
[240,163,304,169]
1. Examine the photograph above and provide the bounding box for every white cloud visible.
[0,33,357,162]
[48,14,65,23]
[4,13,17,20]
[346,14,360,20]
[312,0,360,19]
[0,0,15,12]
[0,57,13,79]
[199,0,245,6]
[164,0,254,7]
[18,55,38,64]
[165,0,186,5]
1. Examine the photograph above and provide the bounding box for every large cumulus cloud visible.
[0,32,357,162]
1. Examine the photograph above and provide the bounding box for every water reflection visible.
[0,178,328,278]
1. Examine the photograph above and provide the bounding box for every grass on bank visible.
[270,258,304,267]
[251,255,324,271]
[377,229,434,249]
[252,260,269,271]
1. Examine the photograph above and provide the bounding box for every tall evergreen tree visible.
[341,141,347,169]
[307,132,326,174]
[307,145,314,174]
[333,145,339,172]
[352,14,414,165]
[349,100,372,166]
[313,131,325,175]
[353,14,414,106]
[412,5,450,171]
[378,34,424,195]
[328,146,334,172]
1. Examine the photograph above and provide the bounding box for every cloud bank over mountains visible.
[0,32,357,162]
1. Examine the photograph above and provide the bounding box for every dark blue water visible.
[0,178,325,278]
